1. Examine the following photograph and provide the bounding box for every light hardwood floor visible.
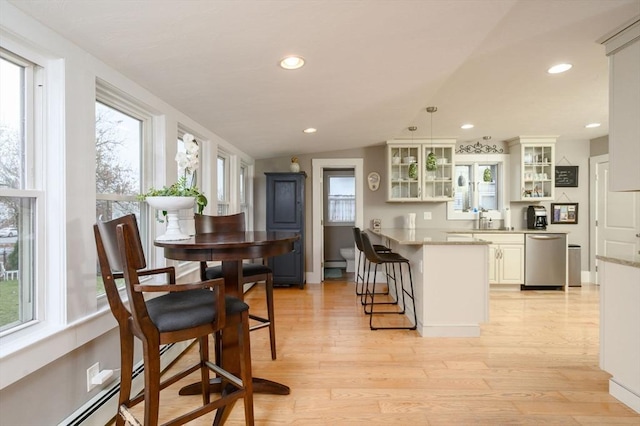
[126,278,640,425]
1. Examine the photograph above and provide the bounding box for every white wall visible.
[256,138,594,278]
[0,2,253,423]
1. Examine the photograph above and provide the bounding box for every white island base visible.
[374,229,490,337]
[598,256,640,414]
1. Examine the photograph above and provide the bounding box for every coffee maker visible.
[527,205,547,230]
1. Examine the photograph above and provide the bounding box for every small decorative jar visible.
[290,156,300,172]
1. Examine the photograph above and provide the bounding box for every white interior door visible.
[594,159,640,283]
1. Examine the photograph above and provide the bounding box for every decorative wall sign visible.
[555,166,578,187]
[551,203,579,224]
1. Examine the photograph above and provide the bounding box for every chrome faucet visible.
[477,210,488,230]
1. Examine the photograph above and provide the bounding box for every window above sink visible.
[447,154,508,221]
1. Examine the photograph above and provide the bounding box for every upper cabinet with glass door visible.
[386,139,455,202]
[422,140,455,201]
[507,136,556,201]
[387,143,422,201]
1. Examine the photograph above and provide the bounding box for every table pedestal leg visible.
[178,377,290,396]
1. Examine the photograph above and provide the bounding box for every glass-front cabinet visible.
[507,136,556,201]
[422,143,454,201]
[388,143,421,201]
[387,139,455,202]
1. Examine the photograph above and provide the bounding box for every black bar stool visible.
[360,231,417,331]
[352,227,391,296]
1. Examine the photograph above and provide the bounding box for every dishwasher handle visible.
[527,234,563,241]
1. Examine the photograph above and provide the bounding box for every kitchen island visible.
[597,254,640,414]
[369,228,490,337]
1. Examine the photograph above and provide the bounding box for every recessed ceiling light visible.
[279,55,305,70]
[548,63,572,74]
[461,124,474,129]
[585,122,601,128]
[303,127,317,134]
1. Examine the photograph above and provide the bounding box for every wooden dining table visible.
[154,230,299,413]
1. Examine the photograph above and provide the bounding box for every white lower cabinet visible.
[476,233,524,289]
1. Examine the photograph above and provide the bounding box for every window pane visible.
[453,164,472,212]
[217,155,229,215]
[177,134,197,187]
[453,163,499,213]
[239,164,246,204]
[477,164,498,211]
[328,176,355,222]
[217,156,226,203]
[0,56,25,190]
[0,52,36,333]
[0,196,35,331]
[95,102,141,197]
[95,100,143,296]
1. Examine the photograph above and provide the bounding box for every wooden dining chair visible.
[94,214,254,426]
[195,212,277,360]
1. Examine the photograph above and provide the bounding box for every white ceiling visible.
[8,0,640,159]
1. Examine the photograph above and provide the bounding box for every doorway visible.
[311,159,364,283]
[590,154,640,284]
[323,168,356,281]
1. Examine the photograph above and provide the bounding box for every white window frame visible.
[0,48,45,336]
[0,34,66,368]
[95,81,154,301]
[447,154,508,220]
[217,150,230,215]
[239,160,250,228]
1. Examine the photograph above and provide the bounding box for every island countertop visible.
[371,228,490,246]
[596,254,640,269]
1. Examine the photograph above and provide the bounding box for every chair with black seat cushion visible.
[94,214,254,426]
[352,227,392,297]
[360,231,417,331]
[195,212,277,360]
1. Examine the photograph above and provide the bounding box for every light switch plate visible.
[423,212,432,220]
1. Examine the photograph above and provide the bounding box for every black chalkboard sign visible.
[555,166,578,187]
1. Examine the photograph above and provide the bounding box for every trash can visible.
[568,244,581,287]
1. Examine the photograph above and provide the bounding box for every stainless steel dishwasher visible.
[525,233,567,287]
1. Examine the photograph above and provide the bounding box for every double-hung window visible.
[0,49,42,333]
[95,84,149,296]
[239,161,250,228]
[217,152,230,215]
[447,154,506,220]
[325,173,356,224]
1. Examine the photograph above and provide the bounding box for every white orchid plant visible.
[138,133,208,215]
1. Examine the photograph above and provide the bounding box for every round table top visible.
[154,231,299,262]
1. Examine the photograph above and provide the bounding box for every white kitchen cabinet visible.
[507,136,556,202]
[602,19,640,192]
[476,233,524,289]
[422,143,455,201]
[387,139,455,202]
[599,258,640,413]
[387,143,422,201]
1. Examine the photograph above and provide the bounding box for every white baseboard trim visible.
[59,341,191,426]
[609,378,640,414]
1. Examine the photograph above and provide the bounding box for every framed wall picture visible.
[551,203,579,224]
[555,166,579,187]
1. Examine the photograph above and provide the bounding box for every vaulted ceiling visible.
[8,0,640,159]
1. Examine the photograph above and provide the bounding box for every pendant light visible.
[426,106,438,172]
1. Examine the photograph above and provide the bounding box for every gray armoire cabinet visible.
[265,172,306,288]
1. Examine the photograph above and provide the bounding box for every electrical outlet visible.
[423,211,432,220]
[86,362,100,392]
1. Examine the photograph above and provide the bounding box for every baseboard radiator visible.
[59,341,191,426]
